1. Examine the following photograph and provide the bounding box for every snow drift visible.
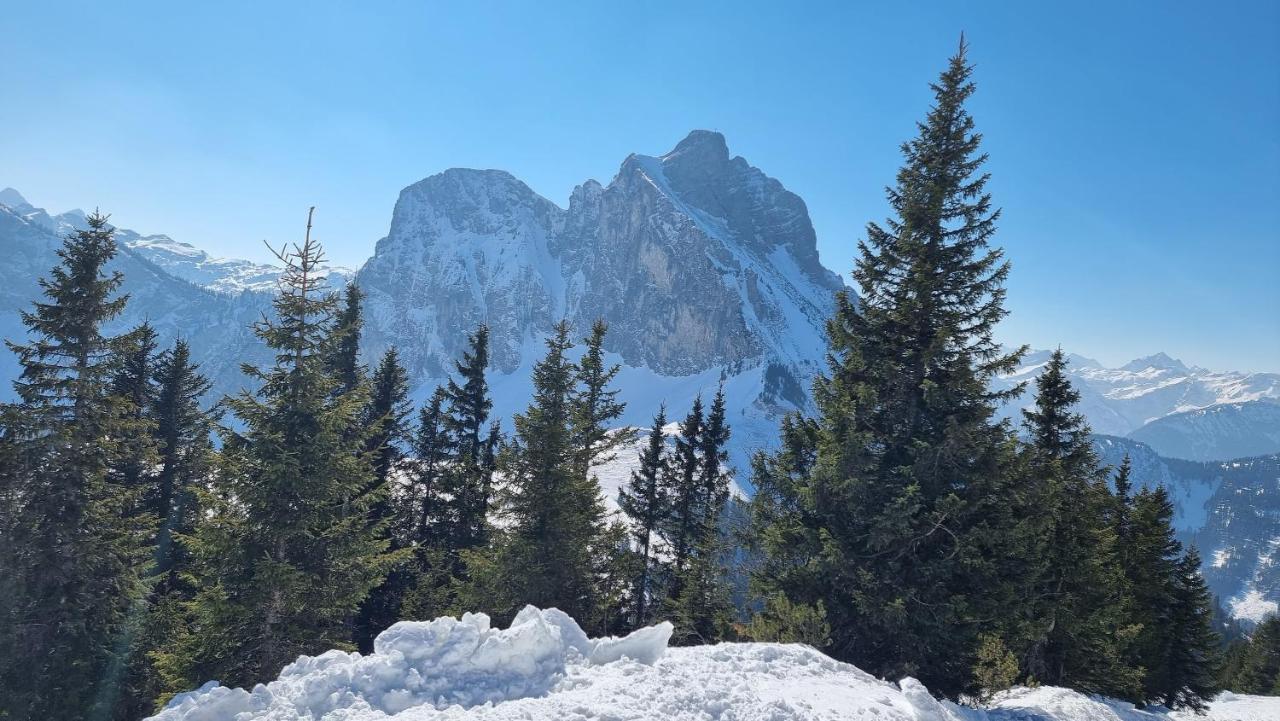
[149,607,1278,721]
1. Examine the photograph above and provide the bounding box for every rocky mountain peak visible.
[1122,352,1189,373]
[0,187,31,211]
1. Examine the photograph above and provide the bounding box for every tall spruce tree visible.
[1154,546,1222,710]
[121,338,216,720]
[159,210,395,691]
[570,320,632,481]
[1020,349,1138,696]
[663,395,705,583]
[0,212,153,720]
[1127,485,1185,702]
[352,347,412,652]
[1230,615,1280,694]
[148,339,215,591]
[109,321,160,497]
[442,326,495,552]
[751,40,1027,696]
[490,321,612,622]
[618,405,671,627]
[328,282,365,395]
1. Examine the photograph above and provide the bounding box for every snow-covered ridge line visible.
[149,606,1277,721]
[0,187,353,294]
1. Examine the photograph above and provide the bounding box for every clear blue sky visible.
[2,1,1277,371]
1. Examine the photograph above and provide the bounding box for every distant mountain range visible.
[2,130,1277,616]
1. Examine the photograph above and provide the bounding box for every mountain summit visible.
[357,131,845,462]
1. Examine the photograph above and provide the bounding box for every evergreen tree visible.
[1154,547,1222,710]
[1128,485,1186,702]
[751,41,1027,696]
[1231,615,1280,694]
[442,326,495,552]
[352,347,411,652]
[109,321,160,496]
[148,339,216,591]
[0,212,153,720]
[618,405,670,627]
[407,387,451,548]
[159,210,395,690]
[362,347,411,508]
[122,338,215,719]
[327,282,364,395]
[490,321,611,622]
[662,395,704,581]
[1020,349,1137,696]
[570,319,632,481]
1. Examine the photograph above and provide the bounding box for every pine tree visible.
[159,210,395,690]
[1020,349,1138,696]
[751,40,1027,696]
[0,212,153,720]
[327,282,364,395]
[618,406,670,627]
[1155,547,1222,710]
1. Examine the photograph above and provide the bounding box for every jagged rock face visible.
[357,131,843,407]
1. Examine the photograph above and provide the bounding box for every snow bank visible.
[149,606,672,720]
[150,607,1279,721]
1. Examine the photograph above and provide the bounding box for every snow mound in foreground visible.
[150,607,1279,721]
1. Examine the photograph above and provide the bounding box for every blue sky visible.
[2,1,1277,371]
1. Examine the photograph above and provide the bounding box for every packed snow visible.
[149,607,1279,721]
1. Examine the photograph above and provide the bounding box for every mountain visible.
[996,350,1280,461]
[0,188,350,294]
[356,130,845,469]
[1094,435,1280,623]
[0,191,273,401]
[1130,399,1280,461]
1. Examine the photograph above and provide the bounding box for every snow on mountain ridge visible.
[0,189,352,294]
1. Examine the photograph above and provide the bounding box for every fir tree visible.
[1020,349,1138,696]
[570,319,632,481]
[122,338,215,719]
[442,326,495,552]
[159,210,395,690]
[1154,546,1222,710]
[109,321,160,496]
[327,282,364,395]
[407,387,451,549]
[362,347,411,508]
[1231,615,1280,694]
[1128,485,1186,702]
[0,212,153,720]
[751,40,1027,696]
[491,321,609,622]
[662,395,704,581]
[148,339,215,591]
[618,405,670,627]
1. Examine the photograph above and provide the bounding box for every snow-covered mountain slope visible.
[148,606,1278,721]
[0,188,351,294]
[1094,436,1280,623]
[357,130,845,471]
[995,350,1280,439]
[0,194,273,401]
[1130,400,1280,462]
